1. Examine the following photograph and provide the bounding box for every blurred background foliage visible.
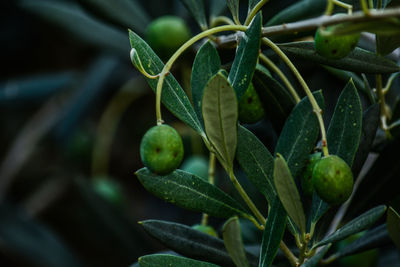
[0,0,399,266]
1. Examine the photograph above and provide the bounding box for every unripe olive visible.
[145,16,191,59]
[300,152,322,197]
[92,178,125,206]
[140,124,184,175]
[238,83,265,124]
[314,15,360,60]
[181,156,209,181]
[312,155,354,205]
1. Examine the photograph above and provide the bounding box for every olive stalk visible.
[154,24,246,126]
[259,53,301,104]
[201,152,216,226]
[244,0,269,26]
[262,37,329,156]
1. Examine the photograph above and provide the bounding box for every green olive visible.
[145,16,191,59]
[238,83,265,124]
[312,155,354,205]
[181,156,209,181]
[140,124,184,175]
[92,178,125,206]
[300,152,322,197]
[314,15,360,60]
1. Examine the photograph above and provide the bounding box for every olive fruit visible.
[192,224,218,237]
[92,178,125,206]
[312,155,354,205]
[140,124,184,175]
[238,83,265,124]
[300,152,322,197]
[145,16,191,59]
[181,156,209,181]
[314,16,360,60]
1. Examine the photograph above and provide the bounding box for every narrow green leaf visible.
[278,42,400,74]
[77,0,150,33]
[274,155,306,234]
[259,198,287,267]
[377,34,400,55]
[330,19,400,36]
[265,0,326,26]
[300,244,331,267]
[180,0,208,30]
[228,13,262,100]
[333,224,391,259]
[248,0,260,11]
[128,30,205,137]
[209,0,226,20]
[387,207,400,251]
[314,205,387,248]
[352,104,380,177]
[308,192,330,229]
[227,0,240,24]
[322,66,370,99]
[136,168,249,218]
[346,137,400,219]
[0,204,84,267]
[327,79,362,166]
[139,220,258,266]
[202,72,238,170]
[236,125,276,203]
[191,41,221,124]
[19,0,129,54]
[223,217,249,267]
[275,91,324,178]
[253,64,295,131]
[139,254,219,267]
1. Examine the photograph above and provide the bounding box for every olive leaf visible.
[308,192,330,231]
[228,12,262,100]
[300,244,331,267]
[387,207,400,251]
[352,104,380,177]
[0,203,84,267]
[139,219,259,266]
[330,19,400,36]
[347,138,400,218]
[236,125,276,203]
[77,0,150,32]
[332,224,391,259]
[253,64,295,131]
[226,0,240,24]
[259,198,287,267]
[327,79,362,167]
[274,155,306,234]
[222,217,249,267]
[278,42,400,74]
[128,30,205,137]
[314,205,387,248]
[179,0,207,30]
[19,0,129,54]
[138,254,219,267]
[248,0,261,12]
[191,41,221,124]
[202,72,238,171]
[136,168,249,219]
[275,91,324,178]
[265,0,326,26]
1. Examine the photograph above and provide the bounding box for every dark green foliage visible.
[136,168,249,219]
